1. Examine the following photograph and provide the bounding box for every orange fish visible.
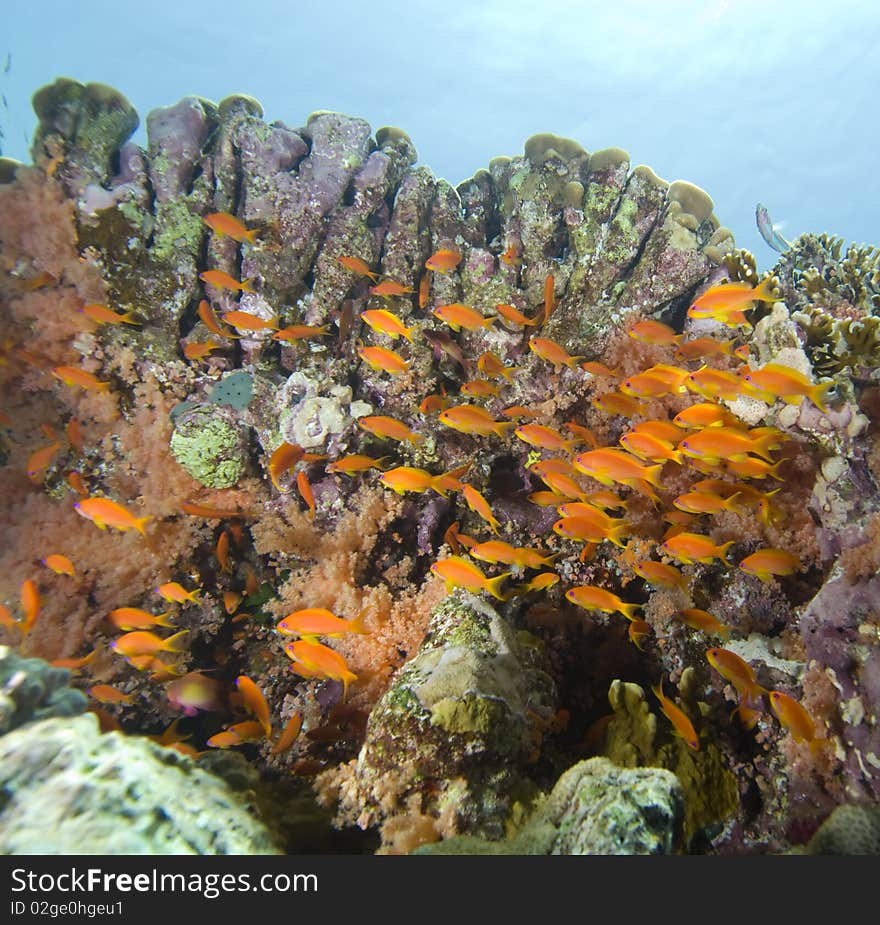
[528,337,584,371]
[542,274,556,324]
[203,212,257,244]
[284,639,358,699]
[0,603,19,635]
[724,456,787,481]
[271,711,304,754]
[197,299,239,339]
[180,500,243,519]
[538,471,588,501]
[633,560,687,591]
[338,255,379,281]
[573,449,663,490]
[628,619,652,650]
[530,458,578,478]
[528,490,570,507]
[418,271,431,309]
[672,490,743,516]
[326,454,390,475]
[515,572,560,593]
[112,630,189,658]
[296,470,316,520]
[277,608,367,639]
[166,671,223,716]
[361,309,416,342]
[236,675,272,738]
[477,352,520,381]
[50,649,98,670]
[81,303,141,326]
[425,248,462,273]
[52,366,111,392]
[659,532,733,565]
[199,269,256,293]
[206,730,245,749]
[738,548,801,582]
[108,607,175,631]
[469,541,557,569]
[67,472,90,497]
[678,427,777,464]
[553,512,628,547]
[565,422,599,448]
[461,379,501,398]
[619,372,678,400]
[672,402,738,429]
[222,310,278,331]
[625,318,680,345]
[65,418,85,453]
[358,344,410,375]
[272,324,330,342]
[268,442,304,491]
[223,591,243,615]
[652,679,699,750]
[20,579,40,637]
[769,690,819,750]
[706,647,767,705]
[24,270,56,290]
[438,404,514,439]
[433,303,496,331]
[75,498,152,535]
[581,361,621,378]
[156,581,202,604]
[369,279,414,297]
[184,339,224,360]
[499,241,522,267]
[740,362,832,412]
[565,585,639,620]
[514,424,579,453]
[592,392,646,417]
[674,608,730,638]
[494,303,540,326]
[358,415,422,444]
[41,553,75,577]
[674,336,738,361]
[215,530,232,573]
[619,431,682,464]
[684,367,744,401]
[430,556,510,601]
[462,483,502,535]
[380,466,451,497]
[27,442,62,480]
[689,278,778,327]
[88,684,134,705]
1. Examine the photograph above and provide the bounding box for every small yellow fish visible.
[425,248,462,274]
[438,404,514,439]
[652,679,699,750]
[203,212,257,244]
[565,585,639,620]
[360,309,417,342]
[357,344,410,375]
[738,548,801,582]
[75,498,152,535]
[156,581,202,604]
[430,556,511,601]
[462,483,502,535]
[528,337,584,371]
[200,270,256,293]
[659,532,733,565]
[357,415,422,444]
[433,303,496,331]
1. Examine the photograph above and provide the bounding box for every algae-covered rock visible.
[801,803,880,855]
[0,714,281,854]
[0,647,87,735]
[170,403,249,488]
[343,592,557,839]
[417,757,684,855]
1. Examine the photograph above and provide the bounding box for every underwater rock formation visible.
[0,645,87,734]
[0,713,281,854]
[1,76,879,856]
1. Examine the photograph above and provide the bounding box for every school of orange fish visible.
[1,210,826,763]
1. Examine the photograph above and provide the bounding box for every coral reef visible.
[1,75,879,856]
[0,645,87,734]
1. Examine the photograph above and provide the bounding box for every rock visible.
[0,647,87,735]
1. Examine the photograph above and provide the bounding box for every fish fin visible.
[620,602,641,621]
[484,572,512,601]
[493,421,516,438]
[810,381,833,413]
[161,630,190,653]
[134,515,153,536]
[241,277,258,293]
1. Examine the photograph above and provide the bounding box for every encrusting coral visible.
[1,76,879,855]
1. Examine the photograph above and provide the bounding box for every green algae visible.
[170,405,248,488]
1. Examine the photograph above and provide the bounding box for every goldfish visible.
[553,512,628,547]
[197,299,239,339]
[425,248,462,273]
[0,603,19,634]
[419,391,451,414]
[272,323,330,342]
[50,649,98,670]
[236,675,272,738]
[768,690,819,749]
[706,647,767,705]
[38,554,73,577]
[542,274,556,324]
[52,366,111,392]
[369,279,414,297]
[357,344,410,375]
[573,449,663,490]
[271,711,303,754]
[478,352,519,382]
[515,572,560,593]
[108,607,175,631]
[81,303,141,326]
[628,619,652,650]
[338,255,380,281]
[626,319,681,345]
[538,471,588,500]
[499,241,522,267]
[433,303,496,331]
[277,608,367,639]
[674,608,731,638]
[380,466,454,497]
[27,442,62,480]
[180,500,244,519]
[199,269,256,293]
[528,490,570,507]
[652,680,699,750]
[672,490,743,516]
[530,458,578,478]
[284,638,359,699]
[688,278,778,327]
[723,456,787,481]
[582,490,628,512]
[502,405,538,420]
[203,212,257,244]
[223,591,242,615]
[565,585,640,620]
[361,308,417,342]
[112,630,189,658]
[206,730,246,749]
[633,560,688,592]
[462,483,502,535]
[469,541,557,569]
[430,556,511,601]
[445,521,477,551]
[358,415,422,444]
[565,422,599,448]
[156,581,202,604]
[619,431,682,465]
[20,579,40,637]
[672,402,738,429]
[674,336,739,361]
[528,337,584,371]
[514,424,579,453]
[65,418,85,453]
[222,310,278,331]
[619,372,678,399]
[183,340,224,360]
[494,303,540,326]
[75,498,152,535]
[267,441,304,491]
[215,530,232,573]
[88,684,134,705]
[423,329,470,374]
[459,378,502,400]
[166,671,223,716]
[659,532,733,565]
[326,454,390,474]
[738,548,801,582]
[592,392,646,417]
[740,362,832,412]
[296,470,316,520]
[678,426,777,464]
[438,404,514,439]
[684,367,744,401]
[418,271,431,309]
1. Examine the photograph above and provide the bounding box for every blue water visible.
[4,0,879,267]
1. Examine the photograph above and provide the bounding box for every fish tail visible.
[565,355,587,369]
[724,492,744,512]
[484,572,512,601]
[753,277,779,303]
[403,325,417,342]
[752,434,780,462]
[156,611,177,628]
[121,311,141,325]
[766,459,788,481]
[244,229,259,245]
[608,523,629,548]
[809,380,833,413]
[161,630,190,653]
[620,602,641,621]
[718,540,735,562]
[667,449,684,465]
[493,421,517,438]
[134,515,153,536]
[642,464,664,488]
[349,610,369,636]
